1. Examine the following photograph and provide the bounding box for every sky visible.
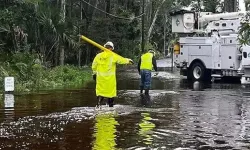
[239,0,246,11]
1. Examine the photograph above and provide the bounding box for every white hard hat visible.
[104,41,114,50]
[148,49,155,55]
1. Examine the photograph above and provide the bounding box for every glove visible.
[127,58,134,64]
[92,74,96,81]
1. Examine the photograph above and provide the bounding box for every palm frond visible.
[62,33,79,49]
[38,13,58,35]
[0,66,9,76]
[0,24,11,33]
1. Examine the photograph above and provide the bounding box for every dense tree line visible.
[0,0,239,67]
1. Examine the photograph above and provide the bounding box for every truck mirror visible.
[243,52,247,58]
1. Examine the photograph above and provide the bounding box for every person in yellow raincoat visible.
[92,113,119,150]
[92,41,133,107]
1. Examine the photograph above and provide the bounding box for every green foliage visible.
[174,0,223,12]
[238,12,250,45]
[0,53,91,93]
[239,22,250,46]
[0,9,15,24]
[24,0,42,4]
[0,0,226,67]
[45,65,92,89]
[144,43,155,52]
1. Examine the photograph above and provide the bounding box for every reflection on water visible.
[179,79,244,91]
[4,94,15,122]
[4,94,14,108]
[140,95,152,107]
[138,112,155,145]
[192,81,203,91]
[92,113,119,150]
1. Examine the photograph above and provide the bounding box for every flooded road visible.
[1,70,250,150]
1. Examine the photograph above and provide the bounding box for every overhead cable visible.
[81,0,144,20]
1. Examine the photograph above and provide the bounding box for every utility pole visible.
[141,0,145,53]
[163,14,166,57]
[224,0,238,12]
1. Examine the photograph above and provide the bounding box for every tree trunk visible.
[10,25,18,52]
[69,0,72,19]
[106,0,111,16]
[60,0,66,23]
[60,46,65,66]
[39,43,46,64]
[146,0,166,43]
[78,49,82,67]
[85,45,89,66]
[147,0,152,29]
[34,2,38,51]
[224,0,237,12]
[141,0,145,53]
[59,0,66,66]
[57,0,60,7]
[85,0,99,66]
[55,47,59,66]
[163,14,166,57]
[245,0,250,11]
[78,1,83,67]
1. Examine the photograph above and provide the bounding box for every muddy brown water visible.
[1,71,250,150]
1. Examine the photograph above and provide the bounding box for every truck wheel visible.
[189,62,206,81]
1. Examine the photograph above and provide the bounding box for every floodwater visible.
[1,70,250,150]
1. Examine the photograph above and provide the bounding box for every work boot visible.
[97,96,104,106]
[145,89,149,95]
[108,98,114,107]
[140,86,144,95]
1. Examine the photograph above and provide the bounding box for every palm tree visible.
[37,2,79,66]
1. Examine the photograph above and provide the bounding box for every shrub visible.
[0,53,92,93]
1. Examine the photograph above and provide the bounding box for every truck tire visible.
[188,62,206,81]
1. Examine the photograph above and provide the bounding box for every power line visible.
[81,0,144,20]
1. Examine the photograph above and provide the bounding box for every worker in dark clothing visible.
[137,49,157,95]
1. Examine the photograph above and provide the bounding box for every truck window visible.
[243,52,247,58]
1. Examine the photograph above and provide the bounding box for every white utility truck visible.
[170,9,250,83]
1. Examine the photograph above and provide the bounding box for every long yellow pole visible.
[80,35,124,58]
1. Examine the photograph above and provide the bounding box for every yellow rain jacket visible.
[92,51,130,98]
